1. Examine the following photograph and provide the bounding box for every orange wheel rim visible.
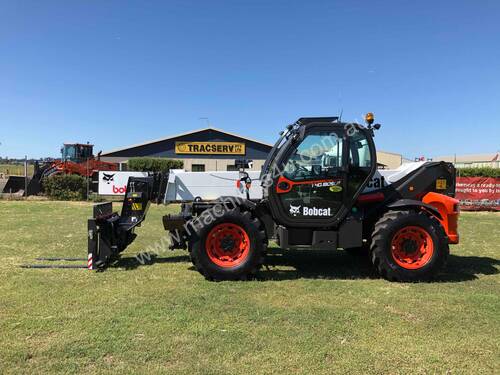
[205,223,250,268]
[391,226,434,270]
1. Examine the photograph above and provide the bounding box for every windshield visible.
[62,145,77,161]
[61,145,93,161]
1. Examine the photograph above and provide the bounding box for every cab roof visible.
[296,117,339,125]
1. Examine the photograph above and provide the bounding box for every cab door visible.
[267,124,376,228]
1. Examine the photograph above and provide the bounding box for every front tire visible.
[370,210,449,281]
[189,207,267,281]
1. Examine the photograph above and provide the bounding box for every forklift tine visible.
[35,257,86,261]
[20,264,87,269]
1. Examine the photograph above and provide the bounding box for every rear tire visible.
[370,210,449,282]
[189,206,267,281]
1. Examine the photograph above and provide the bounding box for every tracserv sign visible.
[175,141,245,155]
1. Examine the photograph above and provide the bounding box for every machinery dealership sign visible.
[456,177,500,211]
[175,141,245,155]
[98,171,149,195]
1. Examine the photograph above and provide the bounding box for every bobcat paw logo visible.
[289,204,301,216]
[102,173,115,184]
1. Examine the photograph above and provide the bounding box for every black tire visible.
[188,206,267,281]
[370,210,449,282]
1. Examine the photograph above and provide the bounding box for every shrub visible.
[127,158,183,172]
[42,174,87,201]
[457,167,500,178]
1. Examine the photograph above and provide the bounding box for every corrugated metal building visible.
[100,128,273,172]
[376,150,405,169]
[433,153,499,169]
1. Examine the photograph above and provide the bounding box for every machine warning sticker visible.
[131,203,143,211]
[436,179,447,190]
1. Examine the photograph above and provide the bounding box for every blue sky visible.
[1,0,499,159]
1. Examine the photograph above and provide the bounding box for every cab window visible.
[346,131,374,198]
[349,133,371,168]
[283,132,343,181]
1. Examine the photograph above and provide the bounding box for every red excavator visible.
[39,143,118,179]
[22,143,118,195]
[1,144,118,196]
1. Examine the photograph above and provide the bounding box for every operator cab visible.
[61,143,94,163]
[263,116,378,228]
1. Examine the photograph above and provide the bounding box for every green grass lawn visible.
[0,201,498,374]
[0,164,35,177]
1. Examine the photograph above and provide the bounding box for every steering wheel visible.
[290,161,309,179]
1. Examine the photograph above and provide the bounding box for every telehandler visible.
[88,114,459,281]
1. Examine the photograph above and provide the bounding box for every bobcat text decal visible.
[366,176,386,189]
[289,205,333,217]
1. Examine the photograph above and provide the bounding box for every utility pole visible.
[24,155,28,197]
[86,157,90,200]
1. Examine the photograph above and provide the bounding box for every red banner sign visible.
[455,177,500,211]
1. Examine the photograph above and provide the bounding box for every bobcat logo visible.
[102,173,115,184]
[289,204,301,216]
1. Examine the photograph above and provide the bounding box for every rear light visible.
[453,203,460,212]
